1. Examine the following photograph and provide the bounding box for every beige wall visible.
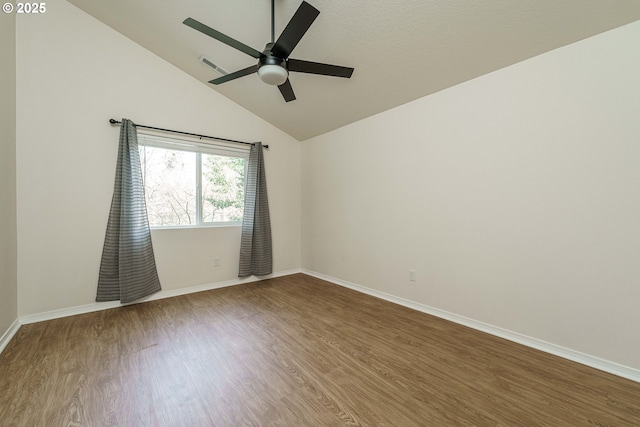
[302,21,640,370]
[0,12,18,338]
[15,0,301,316]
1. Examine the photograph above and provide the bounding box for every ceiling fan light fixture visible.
[184,1,353,102]
[258,64,289,86]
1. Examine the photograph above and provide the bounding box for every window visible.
[138,133,248,228]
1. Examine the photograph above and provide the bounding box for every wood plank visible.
[1,273,639,426]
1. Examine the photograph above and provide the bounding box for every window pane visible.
[202,154,245,222]
[139,146,197,227]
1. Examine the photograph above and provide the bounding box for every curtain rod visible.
[108,119,268,149]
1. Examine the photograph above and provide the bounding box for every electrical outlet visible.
[409,269,416,282]
[214,257,220,267]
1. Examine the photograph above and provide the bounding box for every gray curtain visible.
[96,119,161,303]
[239,143,272,277]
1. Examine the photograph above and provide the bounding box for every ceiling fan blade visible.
[278,79,296,102]
[183,18,262,59]
[208,65,258,85]
[271,1,319,59]
[288,59,354,78]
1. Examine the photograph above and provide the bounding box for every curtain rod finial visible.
[109,119,119,125]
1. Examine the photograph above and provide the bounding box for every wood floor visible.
[1,274,639,426]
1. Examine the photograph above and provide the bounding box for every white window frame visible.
[138,131,250,229]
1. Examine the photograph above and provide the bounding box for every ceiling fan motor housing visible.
[258,44,288,85]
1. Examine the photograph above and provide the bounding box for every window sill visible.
[149,222,242,231]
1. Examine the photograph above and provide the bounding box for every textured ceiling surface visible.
[66,0,640,140]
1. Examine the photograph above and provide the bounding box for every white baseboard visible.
[0,318,21,355]
[19,268,302,325]
[302,269,640,384]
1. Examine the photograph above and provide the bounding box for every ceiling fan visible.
[183,0,354,102]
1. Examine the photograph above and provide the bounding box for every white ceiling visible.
[66,0,640,141]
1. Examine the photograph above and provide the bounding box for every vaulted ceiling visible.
[66,0,640,140]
